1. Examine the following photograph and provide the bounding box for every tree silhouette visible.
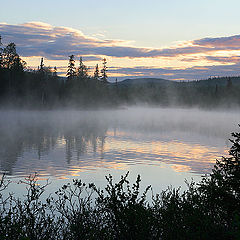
[53,66,57,77]
[199,126,240,232]
[101,58,108,83]
[39,57,44,72]
[11,55,25,73]
[2,43,17,69]
[0,35,3,69]
[77,57,88,79]
[93,64,100,80]
[66,55,76,80]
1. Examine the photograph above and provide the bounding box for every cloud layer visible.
[111,63,240,81]
[1,22,240,80]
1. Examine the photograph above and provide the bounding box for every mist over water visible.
[0,107,239,192]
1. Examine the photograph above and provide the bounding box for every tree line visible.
[0,36,116,108]
[1,36,240,109]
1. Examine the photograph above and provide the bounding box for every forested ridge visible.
[1,36,240,109]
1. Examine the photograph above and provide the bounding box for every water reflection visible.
[0,108,238,179]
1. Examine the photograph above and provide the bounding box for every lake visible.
[0,107,239,194]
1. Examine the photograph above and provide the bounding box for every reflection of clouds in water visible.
[171,165,191,173]
[6,128,227,177]
[0,108,238,179]
[104,130,227,174]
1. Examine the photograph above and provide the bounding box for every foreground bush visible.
[0,128,240,240]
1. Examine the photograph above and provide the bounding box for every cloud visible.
[0,22,124,60]
[110,64,240,81]
[2,22,240,60]
[193,35,240,49]
[205,56,240,64]
[1,22,240,80]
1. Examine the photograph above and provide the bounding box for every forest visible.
[1,36,240,109]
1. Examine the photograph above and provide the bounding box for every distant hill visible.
[114,76,240,87]
[60,76,240,88]
[116,78,176,86]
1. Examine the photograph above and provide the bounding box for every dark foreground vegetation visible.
[0,127,240,240]
[1,36,240,109]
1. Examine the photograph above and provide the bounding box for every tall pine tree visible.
[101,58,108,83]
[93,64,100,80]
[53,66,57,77]
[2,43,17,69]
[77,57,88,79]
[66,55,76,80]
[0,35,2,69]
[39,57,44,72]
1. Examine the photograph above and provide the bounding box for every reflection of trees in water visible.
[0,122,59,174]
[23,125,59,159]
[0,131,23,175]
[0,109,236,176]
[0,117,108,175]
[64,120,107,163]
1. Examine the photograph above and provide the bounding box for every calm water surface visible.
[0,107,239,193]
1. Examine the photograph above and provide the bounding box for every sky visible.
[1,0,240,81]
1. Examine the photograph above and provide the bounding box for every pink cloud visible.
[2,22,239,60]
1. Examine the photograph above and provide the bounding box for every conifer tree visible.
[0,35,2,69]
[2,43,17,69]
[53,66,57,77]
[11,55,25,73]
[1,42,25,72]
[66,55,76,80]
[101,58,108,83]
[93,64,100,80]
[40,57,44,71]
[77,57,88,79]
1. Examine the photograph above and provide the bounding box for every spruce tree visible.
[53,66,57,77]
[77,57,88,79]
[1,42,25,72]
[2,43,17,69]
[66,55,76,80]
[0,35,2,69]
[11,55,25,73]
[101,58,108,83]
[93,64,100,80]
[40,57,44,72]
